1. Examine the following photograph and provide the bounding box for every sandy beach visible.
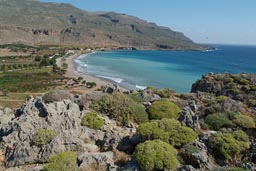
[57,53,128,92]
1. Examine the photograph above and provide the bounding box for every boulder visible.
[79,91,104,110]
[0,107,14,126]
[140,89,161,102]
[242,163,256,171]
[78,152,116,171]
[178,106,200,129]
[103,84,121,94]
[178,165,197,171]
[180,141,214,171]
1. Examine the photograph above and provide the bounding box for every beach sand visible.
[57,53,128,92]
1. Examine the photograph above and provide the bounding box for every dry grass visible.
[0,48,30,57]
[113,149,130,166]
[0,99,24,109]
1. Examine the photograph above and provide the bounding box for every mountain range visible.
[0,0,207,50]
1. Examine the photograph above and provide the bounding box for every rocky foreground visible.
[0,73,256,171]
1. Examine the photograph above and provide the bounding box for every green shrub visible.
[180,143,199,155]
[130,104,149,123]
[43,151,78,171]
[155,88,175,98]
[134,140,180,171]
[205,113,234,130]
[250,85,256,91]
[86,82,97,88]
[81,112,104,129]
[233,115,255,129]
[137,118,197,147]
[248,99,256,107]
[129,93,144,103]
[239,79,250,85]
[228,167,246,171]
[91,93,148,126]
[216,95,228,102]
[209,130,250,159]
[33,129,57,146]
[42,89,73,103]
[148,100,181,120]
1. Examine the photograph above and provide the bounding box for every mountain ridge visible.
[0,0,207,50]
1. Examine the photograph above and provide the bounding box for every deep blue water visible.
[76,45,256,92]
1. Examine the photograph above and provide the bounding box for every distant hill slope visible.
[0,0,206,50]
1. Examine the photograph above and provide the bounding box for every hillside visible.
[0,0,206,50]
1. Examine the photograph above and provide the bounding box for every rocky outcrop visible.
[178,165,197,171]
[180,141,214,171]
[78,152,116,171]
[179,106,200,130]
[191,73,256,102]
[32,29,58,36]
[0,108,14,126]
[0,96,134,168]
[103,84,121,94]
[140,89,161,102]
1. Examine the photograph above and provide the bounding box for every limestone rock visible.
[78,152,116,171]
[80,91,104,110]
[1,96,134,168]
[178,106,200,129]
[103,84,121,94]
[180,141,214,171]
[140,89,161,102]
[0,108,14,126]
[178,165,197,171]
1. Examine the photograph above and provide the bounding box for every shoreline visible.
[57,52,129,92]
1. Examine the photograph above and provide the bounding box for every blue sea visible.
[75,45,256,93]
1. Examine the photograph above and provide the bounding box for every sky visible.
[40,0,256,45]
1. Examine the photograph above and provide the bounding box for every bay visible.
[76,45,256,93]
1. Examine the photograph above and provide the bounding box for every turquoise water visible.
[76,45,256,92]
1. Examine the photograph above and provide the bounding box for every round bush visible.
[205,113,234,130]
[134,140,180,171]
[233,115,255,129]
[137,118,197,147]
[228,167,246,171]
[148,100,181,120]
[81,112,104,129]
[209,130,250,159]
[33,129,56,146]
[43,151,78,171]
[91,93,148,126]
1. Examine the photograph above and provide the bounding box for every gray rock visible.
[1,96,134,167]
[0,107,14,126]
[242,163,256,171]
[178,106,200,129]
[80,91,103,110]
[103,84,121,94]
[178,165,197,171]
[181,141,214,171]
[140,89,160,102]
[78,152,116,171]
